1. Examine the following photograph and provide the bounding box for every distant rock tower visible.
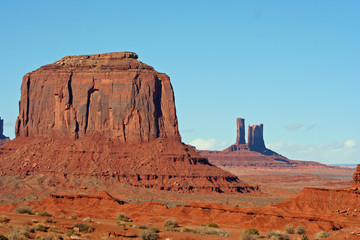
[224,117,269,154]
[0,117,10,146]
[248,124,266,152]
[236,118,246,145]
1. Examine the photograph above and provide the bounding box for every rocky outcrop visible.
[0,117,10,146]
[15,52,180,143]
[0,52,259,194]
[236,118,246,145]
[248,124,266,152]
[353,165,360,188]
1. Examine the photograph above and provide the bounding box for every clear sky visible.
[0,1,359,164]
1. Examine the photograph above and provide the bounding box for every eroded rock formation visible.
[15,52,180,143]
[248,124,266,152]
[0,52,259,194]
[236,118,245,145]
[0,117,10,146]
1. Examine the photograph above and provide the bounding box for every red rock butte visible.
[0,52,259,194]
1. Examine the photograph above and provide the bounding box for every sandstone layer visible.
[0,52,258,194]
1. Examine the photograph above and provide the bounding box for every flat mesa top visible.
[34,52,155,73]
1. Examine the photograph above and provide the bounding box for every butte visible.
[0,52,258,194]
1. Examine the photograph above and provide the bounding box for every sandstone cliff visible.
[16,52,180,143]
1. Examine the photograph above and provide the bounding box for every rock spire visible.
[236,118,246,145]
[0,117,10,146]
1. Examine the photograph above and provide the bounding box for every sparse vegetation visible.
[83,217,93,222]
[139,229,158,240]
[202,228,229,236]
[302,235,309,240]
[7,225,30,240]
[14,205,34,215]
[315,231,331,239]
[296,225,307,235]
[132,224,148,229]
[0,215,10,223]
[0,234,8,240]
[266,231,290,240]
[35,224,49,232]
[36,211,53,217]
[74,223,94,233]
[70,215,77,219]
[116,213,132,222]
[163,219,179,231]
[244,227,259,236]
[284,224,294,234]
[181,227,201,234]
[241,232,258,240]
[207,222,218,228]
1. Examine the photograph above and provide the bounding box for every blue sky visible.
[0,1,359,164]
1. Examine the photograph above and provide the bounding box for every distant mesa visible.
[0,52,259,194]
[0,117,10,146]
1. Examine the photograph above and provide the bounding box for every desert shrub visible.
[266,231,289,240]
[57,236,64,240]
[74,223,94,233]
[163,219,179,231]
[38,236,53,240]
[296,225,307,235]
[83,217,93,223]
[14,205,34,215]
[0,215,10,223]
[241,232,258,240]
[315,231,331,239]
[244,227,259,236]
[70,215,77,219]
[0,234,8,240]
[201,228,229,236]
[148,227,160,233]
[132,224,148,229]
[116,213,132,222]
[139,229,158,240]
[35,224,49,232]
[7,226,30,240]
[284,225,294,234]
[66,230,75,236]
[181,227,201,234]
[302,235,309,240]
[207,222,218,228]
[36,211,53,217]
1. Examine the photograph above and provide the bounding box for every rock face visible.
[353,165,360,188]
[16,52,180,143]
[0,117,10,146]
[0,52,259,194]
[248,124,266,152]
[236,118,246,145]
